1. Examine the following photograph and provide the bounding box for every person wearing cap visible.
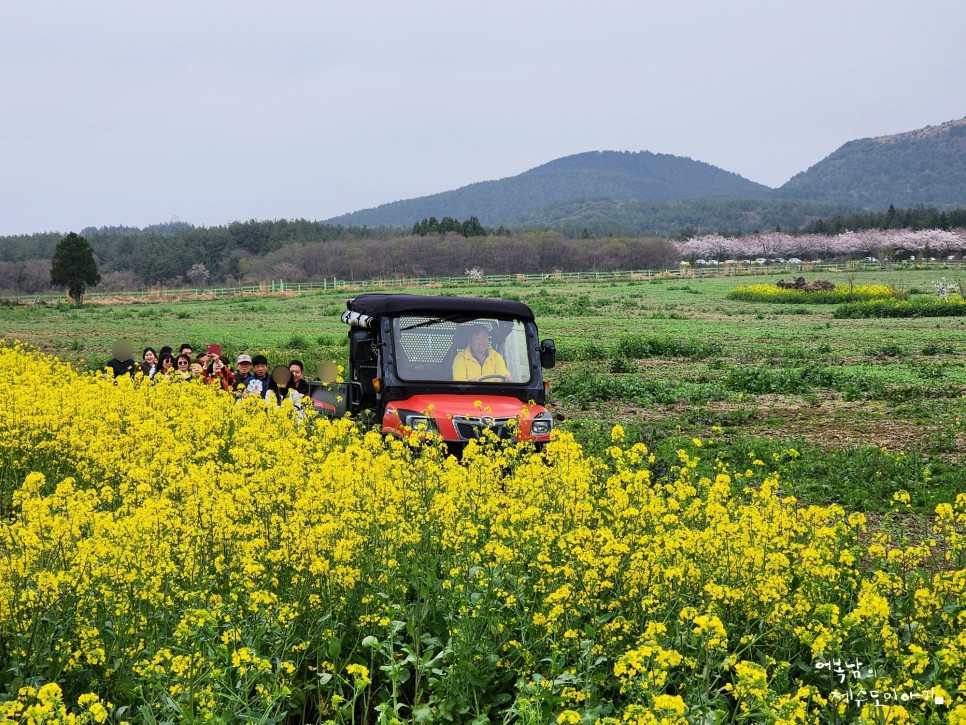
[234,354,254,395]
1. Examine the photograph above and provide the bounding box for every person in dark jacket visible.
[288,359,311,396]
[156,353,176,378]
[266,365,294,405]
[232,354,254,396]
[140,347,158,379]
[243,354,272,398]
[106,339,136,378]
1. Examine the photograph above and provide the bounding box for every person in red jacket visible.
[205,355,236,392]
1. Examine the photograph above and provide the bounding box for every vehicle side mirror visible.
[352,335,373,362]
[540,339,556,369]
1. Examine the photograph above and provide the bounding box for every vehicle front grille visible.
[453,416,514,441]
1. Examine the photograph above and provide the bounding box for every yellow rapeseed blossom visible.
[0,343,964,723]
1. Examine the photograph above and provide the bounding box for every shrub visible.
[834,300,966,319]
[724,365,885,399]
[615,334,714,360]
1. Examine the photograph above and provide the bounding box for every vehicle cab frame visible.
[310,293,556,452]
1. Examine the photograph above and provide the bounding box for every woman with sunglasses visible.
[173,354,193,380]
[156,353,177,378]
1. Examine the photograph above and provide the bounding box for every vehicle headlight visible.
[530,411,553,435]
[401,412,438,433]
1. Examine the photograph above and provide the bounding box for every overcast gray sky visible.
[1,0,963,236]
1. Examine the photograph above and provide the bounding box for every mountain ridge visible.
[326,117,966,232]
[327,150,770,228]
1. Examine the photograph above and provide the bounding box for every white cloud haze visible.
[1,0,964,235]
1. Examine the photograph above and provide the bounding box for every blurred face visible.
[290,364,303,382]
[470,330,489,358]
[177,357,190,371]
[113,340,134,360]
[180,347,193,358]
[144,350,157,364]
[237,361,251,376]
[197,353,210,367]
[161,357,174,370]
[212,358,224,372]
[254,363,268,378]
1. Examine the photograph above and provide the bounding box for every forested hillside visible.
[514,197,858,238]
[328,151,770,228]
[328,119,966,231]
[777,117,966,208]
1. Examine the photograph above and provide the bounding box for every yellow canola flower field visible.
[0,342,964,724]
[726,284,898,304]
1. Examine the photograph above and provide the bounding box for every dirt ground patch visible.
[555,393,964,463]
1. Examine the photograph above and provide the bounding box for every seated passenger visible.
[289,359,310,395]
[205,355,236,392]
[140,347,158,378]
[172,354,192,378]
[452,325,509,382]
[106,339,136,379]
[157,353,176,377]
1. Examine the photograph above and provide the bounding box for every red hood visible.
[383,393,551,442]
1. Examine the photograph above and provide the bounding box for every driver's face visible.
[470,330,489,357]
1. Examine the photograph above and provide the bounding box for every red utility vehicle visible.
[310,293,556,454]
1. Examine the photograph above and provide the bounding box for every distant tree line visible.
[0,220,402,293]
[5,204,965,296]
[801,204,966,235]
[412,216,489,237]
[0,218,678,295]
[245,234,679,282]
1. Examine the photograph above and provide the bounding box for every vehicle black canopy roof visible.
[346,293,535,322]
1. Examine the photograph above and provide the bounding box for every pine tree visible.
[50,232,100,304]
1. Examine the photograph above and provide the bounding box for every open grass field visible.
[2,267,966,723]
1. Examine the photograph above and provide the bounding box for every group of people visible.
[105,340,311,403]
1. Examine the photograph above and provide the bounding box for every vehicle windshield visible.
[391,316,532,383]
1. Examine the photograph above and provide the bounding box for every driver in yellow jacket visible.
[452,326,510,382]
